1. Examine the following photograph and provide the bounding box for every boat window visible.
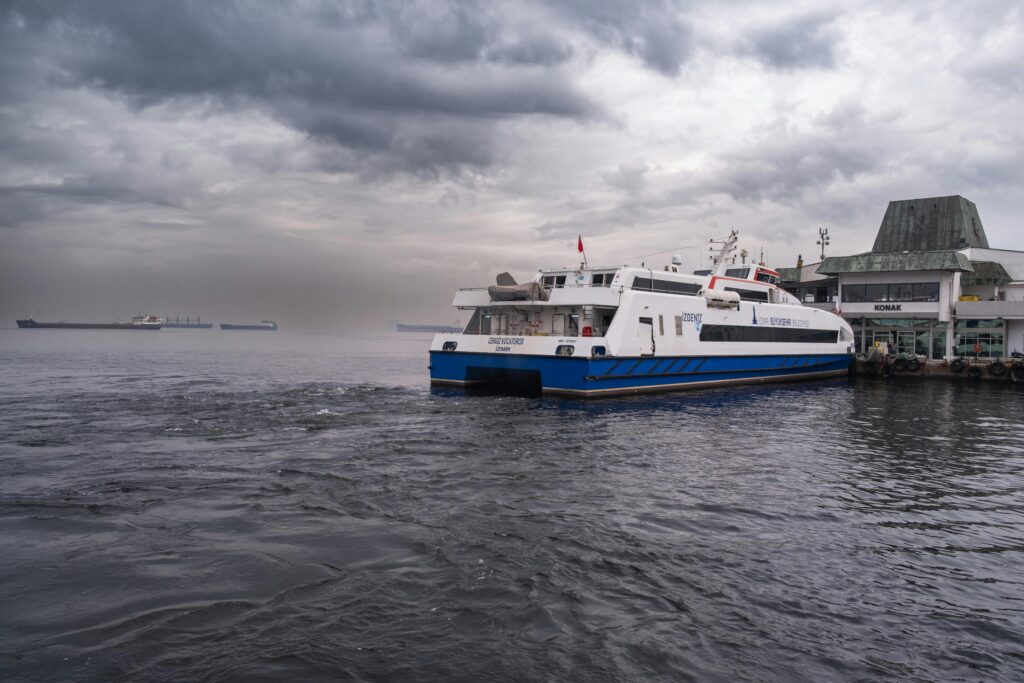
[592,307,617,336]
[674,315,683,335]
[463,309,481,334]
[725,267,750,278]
[568,314,580,336]
[631,276,701,295]
[543,275,568,289]
[551,313,566,335]
[699,325,838,343]
[693,269,712,276]
[494,314,509,335]
[755,272,774,283]
[480,313,492,335]
[724,287,769,302]
[658,315,664,336]
[592,273,614,286]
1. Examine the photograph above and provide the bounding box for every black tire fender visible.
[1011,364,1024,384]
[950,359,965,373]
[893,357,906,371]
[988,361,1007,377]
[880,364,895,379]
[907,358,921,372]
[968,366,983,380]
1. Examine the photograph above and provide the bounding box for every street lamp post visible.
[817,227,830,260]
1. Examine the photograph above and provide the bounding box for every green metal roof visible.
[816,251,974,275]
[960,261,1012,287]
[776,267,801,283]
[871,195,989,252]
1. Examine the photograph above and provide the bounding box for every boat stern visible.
[429,334,605,394]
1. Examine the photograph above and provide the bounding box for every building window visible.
[912,283,939,301]
[864,284,889,302]
[842,284,866,302]
[841,282,939,303]
[956,319,1004,358]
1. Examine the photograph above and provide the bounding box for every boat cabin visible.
[453,260,797,339]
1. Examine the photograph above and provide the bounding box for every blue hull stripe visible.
[430,351,852,396]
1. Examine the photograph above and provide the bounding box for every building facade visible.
[780,196,1024,359]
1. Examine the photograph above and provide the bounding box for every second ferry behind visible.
[430,231,855,397]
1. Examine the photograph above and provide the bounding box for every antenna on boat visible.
[708,229,739,275]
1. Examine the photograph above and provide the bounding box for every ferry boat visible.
[429,231,855,397]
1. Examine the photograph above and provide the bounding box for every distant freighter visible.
[16,315,162,330]
[164,315,213,329]
[396,322,462,333]
[220,321,278,331]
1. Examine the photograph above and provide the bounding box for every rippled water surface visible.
[1,329,1023,681]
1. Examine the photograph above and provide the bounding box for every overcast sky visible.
[2,0,1022,328]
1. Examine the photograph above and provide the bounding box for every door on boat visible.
[638,317,655,355]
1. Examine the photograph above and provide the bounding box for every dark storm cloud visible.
[743,11,840,69]
[0,1,601,178]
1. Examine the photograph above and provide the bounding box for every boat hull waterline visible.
[430,350,852,397]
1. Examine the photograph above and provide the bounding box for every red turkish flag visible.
[577,235,584,253]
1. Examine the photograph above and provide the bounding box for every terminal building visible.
[779,195,1024,359]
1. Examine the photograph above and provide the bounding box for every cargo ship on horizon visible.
[220,320,278,331]
[16,315,163,330]
[163,315,213,329]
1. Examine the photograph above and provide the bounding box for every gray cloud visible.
[1,1,602,179]
[548,0,694,75]
[743,11,840,69]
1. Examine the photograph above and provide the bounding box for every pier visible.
[851,353,1024,383]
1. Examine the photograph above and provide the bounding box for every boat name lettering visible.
[874,304,903,312]
[680,313,703,323]
[762,317,811,328]
[487,337,525,346]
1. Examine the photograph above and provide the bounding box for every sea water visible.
[1,329,1023,681]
